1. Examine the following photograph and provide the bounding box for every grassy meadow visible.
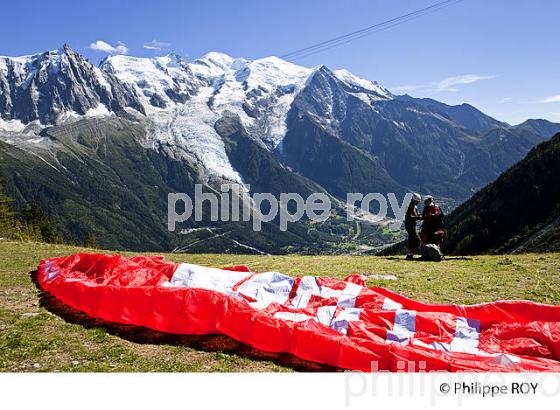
[1,239,559,372]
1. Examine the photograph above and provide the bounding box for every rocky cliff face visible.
[0,44,143,125]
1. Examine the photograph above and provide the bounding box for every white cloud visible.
[499,97,512,103]
[89,40,129,54]
[390,84,426,93]
[436,75,495,92]
[143,40,171,51]
[392,74,495,94]
[539,95,560,103]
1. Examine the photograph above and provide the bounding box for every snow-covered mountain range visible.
[1,44,559,252]
[0,45,393,182]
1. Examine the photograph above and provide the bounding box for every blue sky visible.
[2,0,559,124]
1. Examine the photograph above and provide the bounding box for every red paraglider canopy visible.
[37,253,560,372]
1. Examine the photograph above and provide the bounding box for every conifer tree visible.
[0,179,16,238]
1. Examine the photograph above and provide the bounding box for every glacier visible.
[0,45,393,183]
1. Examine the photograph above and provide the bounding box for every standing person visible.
[421,195,445,246]
[404,193,423,260]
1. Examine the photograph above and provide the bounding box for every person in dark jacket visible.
[405,193,423,260]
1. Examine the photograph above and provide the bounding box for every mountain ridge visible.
[444,132,560,254]
[1,44,559,252]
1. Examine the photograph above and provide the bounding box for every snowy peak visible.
[189,52,247,79]
[288,64,395,136]
[293,65,350,132]
[192,53,314,94]
[0,44,143,126]
[0,48,72,97]
[334,69,392,99]
[200,51,238,69]
[100,54,200,109]
[0,45,69,74]
[206,55,313,147]
[243,56,312,90]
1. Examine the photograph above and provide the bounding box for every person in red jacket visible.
[421,195,445,246]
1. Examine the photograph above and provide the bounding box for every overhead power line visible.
[280,0,464,62]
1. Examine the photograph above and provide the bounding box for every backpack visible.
[421,243,444,262]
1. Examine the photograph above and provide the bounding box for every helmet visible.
[412,193,421,202]
[424,195,434,203]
